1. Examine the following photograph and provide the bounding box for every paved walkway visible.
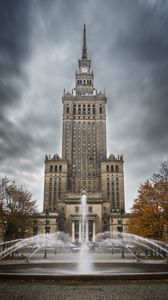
[0,279,168,300]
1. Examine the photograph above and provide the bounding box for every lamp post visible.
[44,209,49,259]
[2,220,7,251]
[120,208,125,259]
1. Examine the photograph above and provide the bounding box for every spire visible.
[82,24,88,59]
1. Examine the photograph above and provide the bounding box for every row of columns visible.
[72,220,96,243]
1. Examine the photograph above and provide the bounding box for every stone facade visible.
[32,213,58,236]
[42,25,126,241]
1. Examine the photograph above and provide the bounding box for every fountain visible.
[0,192,167,278]
[77,191,93,274]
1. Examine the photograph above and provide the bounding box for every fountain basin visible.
[0,258,167,280]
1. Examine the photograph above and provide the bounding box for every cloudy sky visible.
[0,0,168,212]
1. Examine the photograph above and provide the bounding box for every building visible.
[42,25,126,241]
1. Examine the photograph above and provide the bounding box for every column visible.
[72,221,75,243]
[79,221,81,243]
[86,221,89,242]
[92,221,96,242]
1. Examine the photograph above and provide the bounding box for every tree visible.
[0,177,37,241]
[127,160,168,241]
[152,160,168,184]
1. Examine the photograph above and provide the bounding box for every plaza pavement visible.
[0,278,167,300]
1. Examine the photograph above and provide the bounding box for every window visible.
[75,206,79,213]
[89,206,92,213]
[78,105,81,115]
[89,220,93,240]
[99,105,102,114]
[66,104,69,114]
[50,165,53,172]
[83,105,86,115]
[54,165,57,172]
[93,105,96,115]
[46,226,50,233]
[115,165,119,173]
[73,104,76,114]
[106,165,109,172]
[75,220,79,238]
[111,165,114,172]
[33,227,38,236]
[117,226,122,233]
[59,165,62,172]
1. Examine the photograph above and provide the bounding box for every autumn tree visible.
[127,160,168,241]
[0,177,37,241]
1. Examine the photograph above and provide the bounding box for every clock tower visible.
[75,24,94,96]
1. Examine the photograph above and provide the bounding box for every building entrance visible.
[72,219,96,243]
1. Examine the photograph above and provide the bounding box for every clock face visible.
[81,67,88,73]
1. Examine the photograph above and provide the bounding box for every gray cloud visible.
[0,0,31,112]
[0,0,168,211]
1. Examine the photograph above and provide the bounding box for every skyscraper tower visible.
[43,25,125,239]
[62,24,107,194]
